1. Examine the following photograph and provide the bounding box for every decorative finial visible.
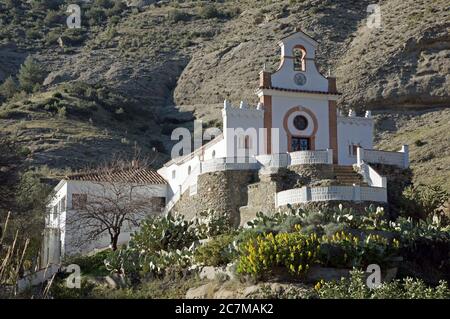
[239,101,248,109]
[224,99,231,109]
[365,110,372,118]
[348,109,356,117]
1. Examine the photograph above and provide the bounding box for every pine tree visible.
[0,76,18,100]
[18,57,46,93]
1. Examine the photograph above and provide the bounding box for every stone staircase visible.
[332,165,367,186]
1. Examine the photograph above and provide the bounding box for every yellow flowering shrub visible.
[236,229,320,278]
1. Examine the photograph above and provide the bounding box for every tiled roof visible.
[66,167,167,185]
[259,86,341,95]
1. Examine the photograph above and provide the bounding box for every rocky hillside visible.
[0,0,448,185]
[374,108,450,193]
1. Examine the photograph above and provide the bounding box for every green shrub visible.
[65,250,111,276]
[49,277,97,299]
[18,56,46,93]
[45,30,60,46]
[0,76,18,100]
[168,9,191,22]
[198,5,221,19]
[319,231,400,268]
[401,184,449,220]
[44,10,61,26]
[316,269,450,299]
[414,139,426,147]
[193,210,233,238]
[237,230,320,278]
[194,234,236,267]
[105,244,194,279]
[131,213,198,253]
[104,247,141,279]
[87,7,107,25]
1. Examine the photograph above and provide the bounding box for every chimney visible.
[328,77,337,93]
[259,70,272,88]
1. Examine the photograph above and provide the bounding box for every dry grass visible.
[0,212,30,296]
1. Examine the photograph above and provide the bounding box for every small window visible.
[212,150,216,159]
[244,136,251,149]
[172,170,176,179]
[72,194,87,210]
[293,46,306,71]
[293,115,308,131]
[349,144,359,157]
[59,196,66,213]
[188,166,192,175]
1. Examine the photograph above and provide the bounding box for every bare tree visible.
[66,157,164,251]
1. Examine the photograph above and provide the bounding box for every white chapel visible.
[158,30,409,207]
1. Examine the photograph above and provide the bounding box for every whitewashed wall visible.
[223,102,264,158]
[45,180,167,261]
[158,137,226,199]
[337,115,374,165]
[271,33,329,92]
[270,95,331,153]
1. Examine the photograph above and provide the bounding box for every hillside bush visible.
[65,250,110,276]
[316,269,450,299]
[198,5,221,19]
[193,210,233,238]
[18,57,46,93]
[237,229,320,278]
[168,9,191,22]
[105,213,199,279]
[0,76,18,101]
[401,184,449,220]
[194,234,236,267]
[319,232,400,268]
[131,213,198,253]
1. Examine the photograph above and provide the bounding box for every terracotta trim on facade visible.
[261,95,273,154]
[328,100,338,164]
[259,71,272,88]
[327,77,337,94]
[259,86,341,95]
[283,106,318,152]
[281,56,315,61]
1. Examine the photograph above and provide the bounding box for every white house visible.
[42,167,167,266]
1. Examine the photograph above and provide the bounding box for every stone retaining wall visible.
[173,170,257,226]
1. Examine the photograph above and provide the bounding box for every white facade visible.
[337,111,374,165]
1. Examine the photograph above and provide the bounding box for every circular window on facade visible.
[293,115,308,131]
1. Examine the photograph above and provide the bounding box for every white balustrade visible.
[289,149,333,165]
[357,162,387,187]
[357,146,409,168]
[200,157,259,174]
[276,185,387,207]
